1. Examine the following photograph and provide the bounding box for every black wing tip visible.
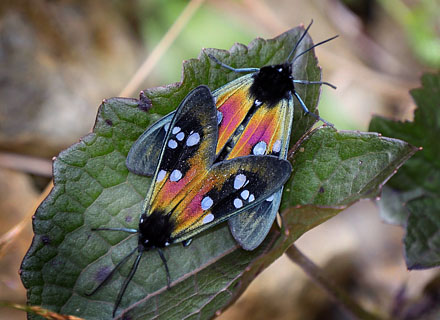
[190,85,212,97]
[266,157,292,185]
[183,85,215,109]
[280,158,293,171]
[265,155,293,172]
[278,158,293,180]
[249,155,292,184]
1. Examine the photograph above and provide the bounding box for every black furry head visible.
[138,211,174,249]
[249,63,294,107]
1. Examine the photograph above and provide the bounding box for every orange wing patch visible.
[216,83,254,154]
[226,99,291,159]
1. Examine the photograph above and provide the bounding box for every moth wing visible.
[126,113,174,176]
[213,74,255,155]
[228,188,283,250]
[225,97,294,250]
[125,74,254,176]
[169,155,292,242]
[145,85,218,215]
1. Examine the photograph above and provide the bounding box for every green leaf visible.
[369,72,440,269]
[112,206,343,320]
[405,197,440,269]
[376,186,424,226]
[281,128,418,209]
[369,73,440,194]
[21,26,324,320]
[21,27,416,319]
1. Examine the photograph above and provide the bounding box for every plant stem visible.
[118,0,205,97]
[285,244,385,320]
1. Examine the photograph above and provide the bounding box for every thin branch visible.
[0,300,84,320]
[119,0,206,97]
[286,244,386,320]
[0,181,52,258]
[0,152,52,177]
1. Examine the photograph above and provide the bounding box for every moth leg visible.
[293,90,334,127]
[207,54,259,73]
[157,248,171,289]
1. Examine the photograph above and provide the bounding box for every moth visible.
[126,21,336,250]
[89,86,292,316]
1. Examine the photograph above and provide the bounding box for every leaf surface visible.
[369,72,440,269]
[21,28,416,319]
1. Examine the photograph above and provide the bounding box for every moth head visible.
[138,211,174,248]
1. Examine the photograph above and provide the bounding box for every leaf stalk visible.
[286,244,386,320]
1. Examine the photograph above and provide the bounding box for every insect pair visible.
[88,21,336,317]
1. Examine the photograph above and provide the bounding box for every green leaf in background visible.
[369,72,440,269]
[20,27,416,319]
[376,186,424,226]
[405,197,440,269]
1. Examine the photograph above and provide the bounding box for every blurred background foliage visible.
[0,0,439,319]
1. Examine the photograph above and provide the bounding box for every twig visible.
[0,300,84,320]
[0,181,52,258]
[0,152,52,177]
[286,244,386,320]
[118,0,206,97]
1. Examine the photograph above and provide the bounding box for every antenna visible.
[292,35,339,64]
[286,20,314,62]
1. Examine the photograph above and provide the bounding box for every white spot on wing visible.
[234,174,246,190]
[186,132,200,146]
[168,139,178,149]
[176,132,185,141]
[201,196,213,210]
[172,126,181,134]
[253,141,267,155]
[217,110,223,125]
[170,169,182,182]
[157,170,166,182]
[202,213,214,224]
[241,190,249,200]
[233,198,243,209]
[249,194,255,202]
[273,139,282,153]
[266,195,274,202]
[255,99,263,107]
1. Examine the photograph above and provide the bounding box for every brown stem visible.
[118,0,205,97]
[286,244,386,320]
